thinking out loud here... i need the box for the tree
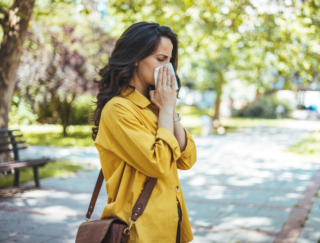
[106,0,257,124]
[0,0,35,129]
[106,0,320,127]
[0,0,35,163]
[15,3,116,135]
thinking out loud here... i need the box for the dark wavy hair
[90,22,181,141]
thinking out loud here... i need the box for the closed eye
[157,59,164,62]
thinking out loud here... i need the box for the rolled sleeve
[177,129,197,170]
[156,127,181,163]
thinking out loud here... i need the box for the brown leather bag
[75,169,157,243]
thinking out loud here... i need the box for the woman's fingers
[158,66,163,89]
[165,64,172,89]
[166,65,174,91]
[162,65,168,88]
[157,64,174,92]
[152,64,176,111]
[171,74,176,91]
[166,65,170,85]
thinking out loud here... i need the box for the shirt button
[176,186,180,193]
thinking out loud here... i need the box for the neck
[129,71,149,98]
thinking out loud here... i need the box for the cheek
[146,61,158,84]
[138,58,158,85]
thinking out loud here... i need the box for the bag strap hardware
[124,217,136,233]
[123,228,130,235]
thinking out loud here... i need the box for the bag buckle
[123,217,136,235]
[128,217,136,230]
[85,217,89,223]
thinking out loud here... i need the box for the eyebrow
[156,54,172,59]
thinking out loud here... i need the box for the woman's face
[135,37,173,87]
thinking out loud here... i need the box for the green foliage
[73,93,96,125]
[231,94,292,119]
[9,92,95,128]
[0,159,84,189]
[35,93,96,126]
[13,0,115,134]
[2,0,320,127]
[107,0,320,120]
[288,132,320,156]
[9,95,38,125]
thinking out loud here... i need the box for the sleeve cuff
[180,128,195,159]
[156,127,181,162]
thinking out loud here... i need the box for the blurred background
[0,0,319,145]
[0,0,320,242]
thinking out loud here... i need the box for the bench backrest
[0,128,27,160]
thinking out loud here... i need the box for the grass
[0,159,85,189]
[10,106,296,146]
[17,125,95,147]
[176,105,295,135]
[288,132,320,156]
[220,117,294,128]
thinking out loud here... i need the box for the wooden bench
[0,128,51,187]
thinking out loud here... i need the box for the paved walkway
[1,125,320,243]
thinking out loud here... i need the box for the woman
[91,22,197,243]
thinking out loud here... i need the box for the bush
[9,96,38,125]
[18,93,96,126]
[73,93,96,125]
[231,94,292,119]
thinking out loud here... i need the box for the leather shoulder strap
[86,169,104,220]
[85,169,157,221]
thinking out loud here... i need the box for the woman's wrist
[158,107,174,133]
[160,107,174,114]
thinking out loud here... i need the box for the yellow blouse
[94,87,197,243]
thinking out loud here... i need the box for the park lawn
[288,132,320,156]
[12,106,295,147]
[18,124,95,147]
[0,159,84,189]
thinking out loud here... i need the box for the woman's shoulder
[101,96,136,120]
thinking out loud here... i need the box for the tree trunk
[255,89,261,102]
[212,71,225,128]
[0,0,35,163]
[63,124,68,137]
[213,93,221,121]
[55,98,75,137]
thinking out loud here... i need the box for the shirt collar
[120,87,151,108]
